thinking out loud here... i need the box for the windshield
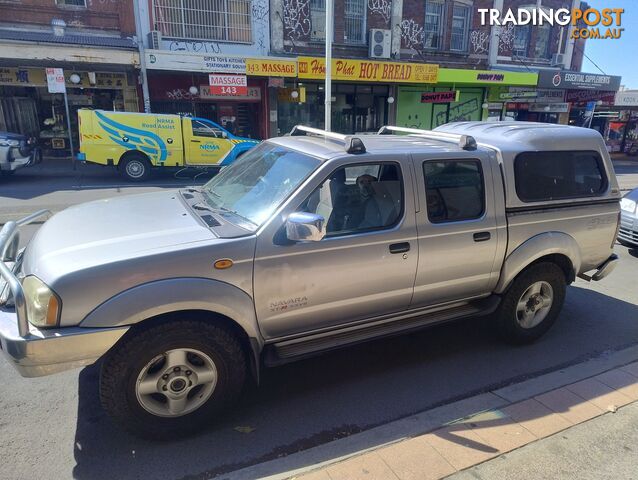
[201,142,320,229]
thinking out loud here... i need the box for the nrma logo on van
[95,111,168,163]
[200,144,220,151]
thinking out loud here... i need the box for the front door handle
[473,232,491,242]
[389,242,410,254]
[191,139,201,143]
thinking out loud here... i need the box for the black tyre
[119,153,151,182]
[100,320,247,439]
[493,262,566,345]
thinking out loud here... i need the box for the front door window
[299,163,403,236]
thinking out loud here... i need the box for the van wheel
[494,262,566,345]
[120,153,151,182]
[99,320,246,439]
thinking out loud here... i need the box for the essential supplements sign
[478,7,624,39]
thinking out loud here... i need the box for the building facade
[137,0,273,139]
[266,0,593,133]
[0,0,139,159]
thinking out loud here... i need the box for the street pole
[133,0,151,113]
[62,90,75,170]
[324,0,334,131]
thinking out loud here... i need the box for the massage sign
[208,74,248,96]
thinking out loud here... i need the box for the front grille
[618,226,638,244]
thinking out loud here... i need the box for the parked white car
[0,131,40,177]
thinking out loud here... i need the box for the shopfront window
[153,0,252,43]
[344,0,366,44]
[424,1,444,49]
[276,83,389,136]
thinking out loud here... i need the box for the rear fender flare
[495,232,581,294]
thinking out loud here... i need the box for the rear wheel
[120,153,151,182]
[494,262,566,344]
[99,320,247,438]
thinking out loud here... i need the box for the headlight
[0,139,20,147]
[620,198,637,214]
[22,276,61,328]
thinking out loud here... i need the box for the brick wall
[1,0,136,35]
[496,0,588,69]
[399,0,491,67]
[281,0,492,68]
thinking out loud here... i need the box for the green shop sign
[437,69,538,86]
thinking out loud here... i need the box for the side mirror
[221,131,228,138]
[285,212,325,242]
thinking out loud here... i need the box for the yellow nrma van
[77,110,259,181]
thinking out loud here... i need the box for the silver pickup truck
[0,122,621,437]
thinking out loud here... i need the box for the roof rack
[289,125,366,154]
[377,125,477,151]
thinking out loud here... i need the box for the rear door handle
[473,232,491,242]
[389,242,410,254]
[191,139,201,143]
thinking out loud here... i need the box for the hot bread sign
[208,74,248,96]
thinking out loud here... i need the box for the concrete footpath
[447,401,638,480]
[221,346,638,480]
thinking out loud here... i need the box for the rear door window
[514,151,607,202]
[423,160,485,223]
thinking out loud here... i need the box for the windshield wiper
[192,202,257,227]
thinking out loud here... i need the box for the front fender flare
[495,232,582,294]
[79,277,263,349]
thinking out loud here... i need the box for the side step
[264,296,500,366]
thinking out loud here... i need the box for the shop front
[396,69,538,130]
[146,51,270,140]
[0,67,138,159]
[575,90,638,155]
[536,70,623,147]
[485,87,569,124]
[273,57,439,135]
[147,72,266,140]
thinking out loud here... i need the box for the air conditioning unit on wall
[551,53,566,67]
[369,29,391,59]
[148,30,162,50]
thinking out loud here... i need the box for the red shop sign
[421,90,459,103]
[208,74,248,96]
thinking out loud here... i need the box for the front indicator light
[22,276,61,328]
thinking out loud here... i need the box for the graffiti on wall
[368,0,392,24]
[169,41,223,54]
[165,89,197,100]
[470,30,490,54]
[283,0,311,39]
[252,0,269,54]
[498,24,515,52]
[400,19,424,52]
[435,98,480,125]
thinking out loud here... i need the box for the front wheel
[493,262,566,344]
[99,320,247,438]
